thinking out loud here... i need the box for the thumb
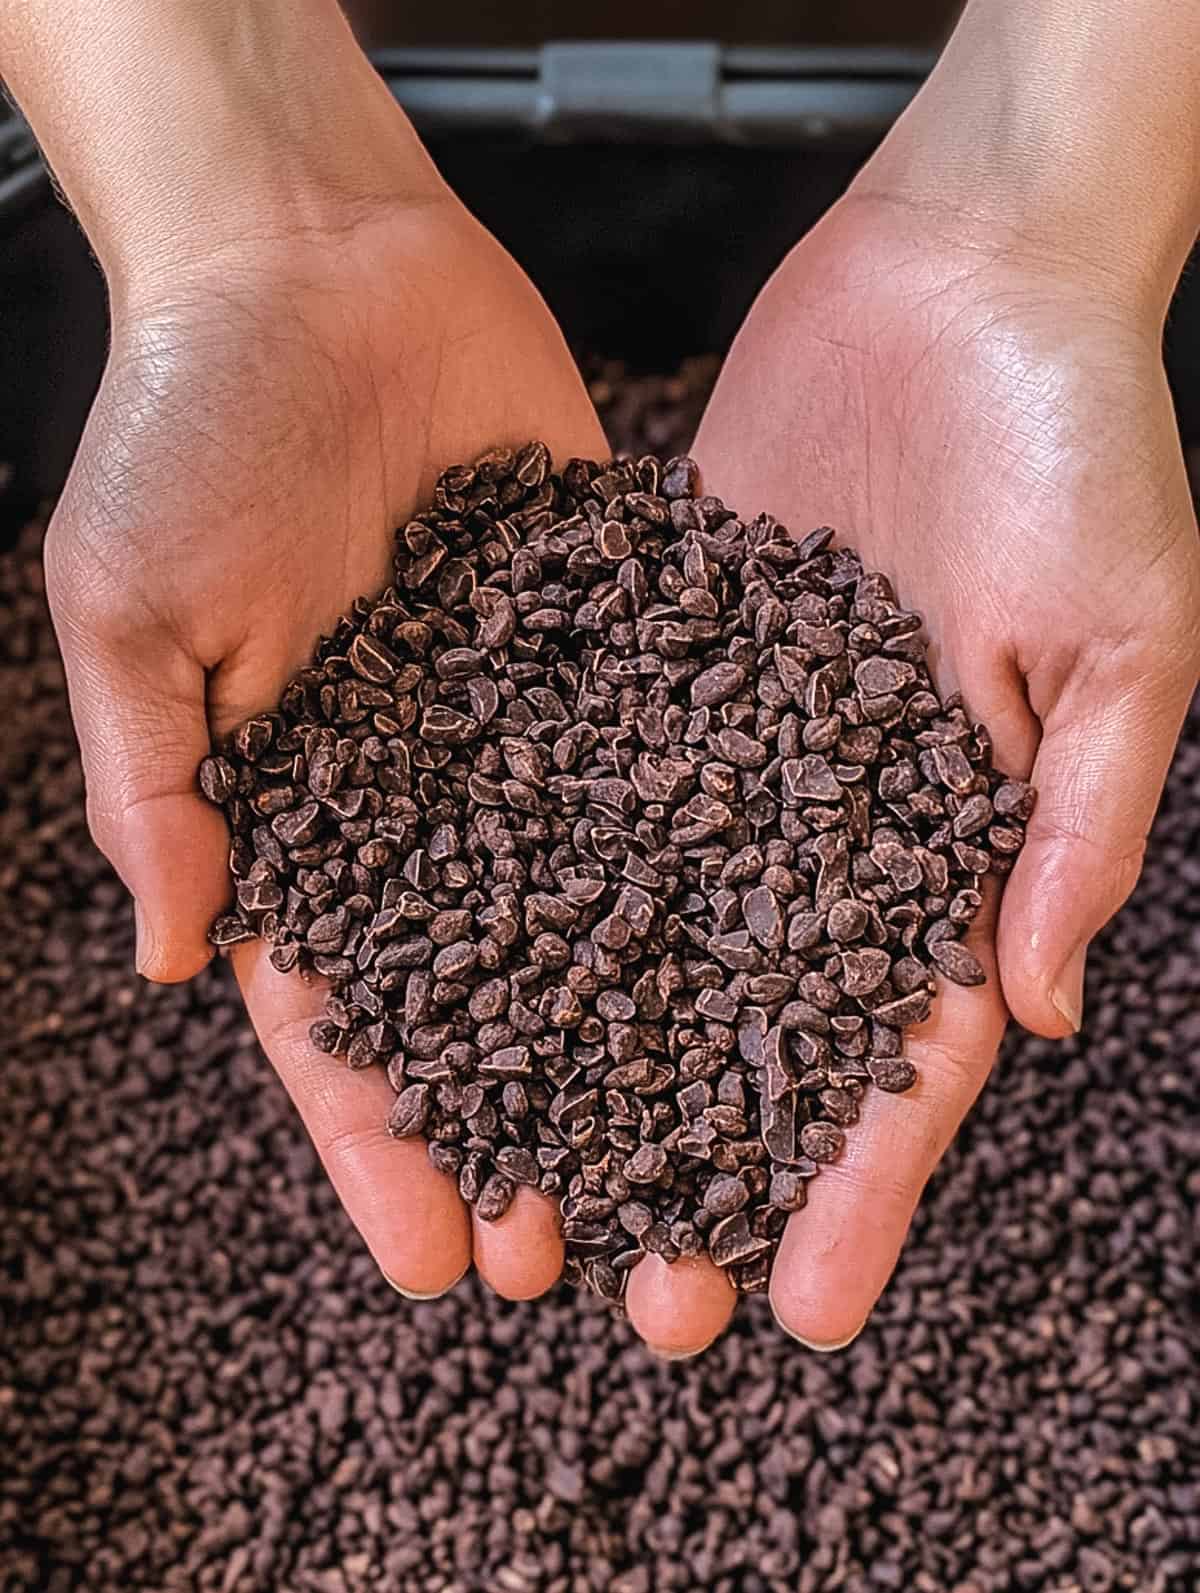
[998,657,1194,1038]
[46,552,230,983]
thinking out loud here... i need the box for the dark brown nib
[199,442,1031,1302]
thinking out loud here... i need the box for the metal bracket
[536,42,721,141]
[372,44,928,147]
[0,42,935,230]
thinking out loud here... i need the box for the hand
[43,147,619,1307]
[623,190,1200,1351]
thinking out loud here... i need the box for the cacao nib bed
[1,365,1196,1590]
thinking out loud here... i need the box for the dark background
[2,0,1199,518]
[343,1,960,47]
[2,10,1199,1590]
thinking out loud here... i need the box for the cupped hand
[626,191,1200,1352]
[44,163,614,1309]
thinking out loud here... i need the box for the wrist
[5,0,444,305]
[853,0,1200,325]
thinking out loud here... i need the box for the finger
[232,940,472,1297]
[998,661,1195,1038]
[471,1187,565,1301]
[624,1253,737,1359]
[769,893,1007,1348]
[44,536,228,983]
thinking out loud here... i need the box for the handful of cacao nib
[199,443,1033,1303]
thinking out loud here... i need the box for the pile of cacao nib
[199,443,1032,1300]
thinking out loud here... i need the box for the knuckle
[44,518,148,645]
[1177,610,1200,684]
[1108,574,1200,690]
[82,767,197,868]
[318,1117,385,1184]
[1107,630,1182,694]
[83,786,125,864]
[1026,815,1147,918]
[1032,811,1146,866]
[912,1030,988,1100]
[829,1149,924,1216]
[260,1009,325,1073]
[1105,845,1147,916]
[41,515,91,614]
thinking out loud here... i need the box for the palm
[54,200,604,739]
[692,193,1199,1344]
[47,194,607,1312]
[698,196,1190,733]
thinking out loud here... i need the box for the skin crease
[22,0,1200,1354]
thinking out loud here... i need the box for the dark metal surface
[0,45,932,230]
[0,117,44,224]
[1,22,1198,519]
[343,0,959,48]
[0,41,934,517]
[372,44,930,145]
[0,201,107,524]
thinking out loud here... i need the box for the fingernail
[652,1339,719,1363]
[1051,942,1087,1033]
[133,900,156,978]
[776,1320,864,1353]
[383,1264,468,1301]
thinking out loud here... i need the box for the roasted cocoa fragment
[800,1121,846,1164]
[349,632,402,684]
[388,1083,431,1138]
[993,777,1036,819]
[624,1143,669,1184]
[495,1146,539,1185]
[742,885,784,950]
[867,1055,918,1093]
[838,947,892,998]
[198,755,238,804]
[930,742,976,794]
[703,1175,749,1216]
[952,793,994,838]
[827,898,869,942]
[760,1090,797,1163]
[690,662,748,708]
[210,913,255,948]
[272,801,322,847]
[476,1173,516,1222]
[708,1212,770,1267]
[783,754,843,803]
[874,989,934,1027]
[855,655,916,697]
[769,1169,809,1211]
[930,937,987,987]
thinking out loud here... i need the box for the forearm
[857,0,1200,317]
[1,0,437,293]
